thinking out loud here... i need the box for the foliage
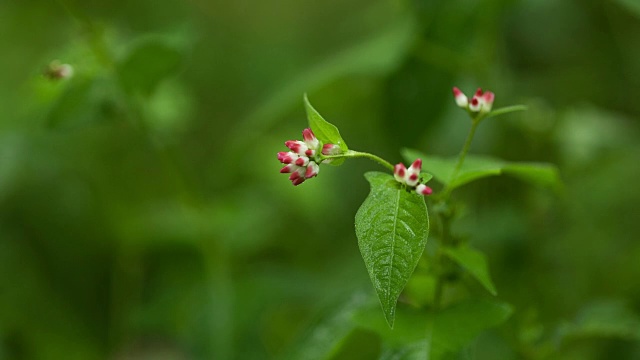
[1,0,640,359]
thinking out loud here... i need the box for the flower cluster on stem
[453,87,495,114]
[277,128,340,185]
[394,159,432,196]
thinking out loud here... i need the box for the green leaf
[117,39,183,95]
[304,94,349,165]
[430,300,513,359]
[355,172,429,328]
[443,245,497,296]
[353,299,512,359]
[279,293,371,360]
[402,149,561,192]
[230,14,416,155]
[615,0,640,18]
[557,300,640,342]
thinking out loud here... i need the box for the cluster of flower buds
[453,87,495,114]
[277,128,340,186]
[394,159,432,196]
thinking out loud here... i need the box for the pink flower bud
[289,168,306,186]
[452,87,468,108]
[285,140,308,155]
[280,164,299,173]
[305,162,319,178]
[416,184,433,195]
[469,96,482,112]
[277,151,297,164]
[481,91,495,112]
[322,143,340,156]
[406,159,422,187]
[302,128,320,150]
[394,163,407,183]
[294,156,309,167]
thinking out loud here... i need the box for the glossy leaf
[304,94,348,165]
[443,245,497,296]
[402,149,561,191]
[355,172,429,328]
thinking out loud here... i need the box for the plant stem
[321,150,395,172]
[443,120,480,198]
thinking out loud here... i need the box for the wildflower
[452,87,495,114]
[393,158,433,196]
[278,128,337,186]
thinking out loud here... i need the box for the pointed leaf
[443,245,497,296]
[355,172,429,328]
[402,149,561,191]
[304,94,349,165]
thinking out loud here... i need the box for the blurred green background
[1,0,640,359]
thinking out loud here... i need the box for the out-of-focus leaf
[443,245,497,296]
[328,328,381,360]
[355,172,429,328]
[232,14,417,150]
[402,149,561,191]
[279,293,371,360]
[304,94,348,165]
[557,300,640,342]
[117,39,183,95]
[354,300,512,359]
[430,300,513,359]
[45,76,121,128]
[615,0,640,18]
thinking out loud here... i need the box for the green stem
[321,150,395,172]
[443,120,480,198]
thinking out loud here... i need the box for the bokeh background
[2,0,640,359]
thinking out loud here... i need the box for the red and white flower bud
[277,151,298,164]
[406,159,422,187]
[289,169,306,186]
[481,91,495,112]
[394,163,407,183]
[305,162,319,178]
[452,87,468,108]
[302,128,320,151]
[285,140,309,156]
[321,143,342,164]
[416,184,433,195]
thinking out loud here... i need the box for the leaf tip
[383,308,396,329]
